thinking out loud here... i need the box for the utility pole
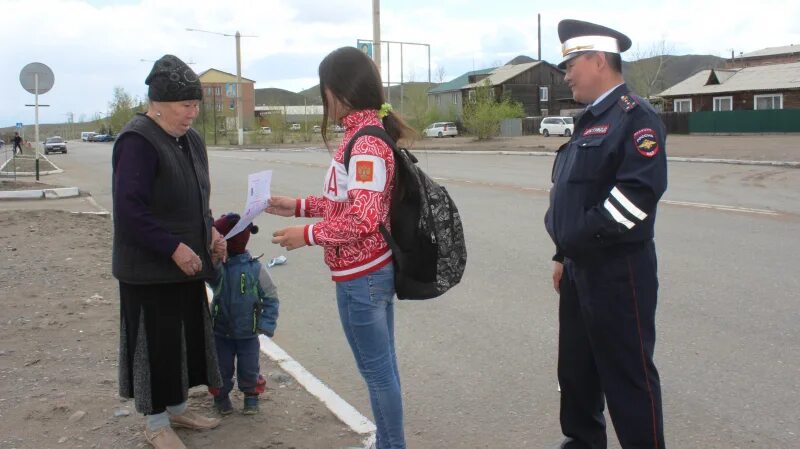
[372,0,381,72]
[235,31,243,146]
[400,43,404,114]
[186,27,256,146]
[538,14,542,60]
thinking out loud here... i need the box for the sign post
[20,62,54,181]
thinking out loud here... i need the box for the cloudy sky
[2,0,798,127]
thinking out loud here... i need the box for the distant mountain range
[254,87,318,106]
[623,54,726,95]
[250,54,727,107]
[255,82,436,107]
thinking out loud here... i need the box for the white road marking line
[661,200,780,216]
[204,286,376,445]
[85,196,110,214]
[257,336,377,435]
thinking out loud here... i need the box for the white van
[423,122,458,138]
[81,132,96,142]
[539,117,574,137]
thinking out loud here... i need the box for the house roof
[428,67,496,94]
[197,68,255,84]
[657,62,800,97]
[740,44,800,59]
[463,61,542,89]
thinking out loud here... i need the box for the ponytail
[381,109,416,145]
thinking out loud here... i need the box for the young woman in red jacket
[267,47,415,449]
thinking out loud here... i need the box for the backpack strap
[343,125,397,172]
[342,125,405,258]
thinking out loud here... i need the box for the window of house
[216,103,222,112]
[452,92,458,104]
[674,99,692,112]
[468,90,475,102]
[540,86,549,102]
[754,93,783,110]
[215,87,221,96]
[713,96,733,111]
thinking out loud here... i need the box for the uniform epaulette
[618,95,639,112]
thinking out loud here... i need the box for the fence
[659,112,689,134]
[688,109,800,133]
[659,109,800,134]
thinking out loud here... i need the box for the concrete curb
[666,157,800,168]
[412,150,800,167]
[0,187,81,200]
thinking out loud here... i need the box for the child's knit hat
[213,213,259,256]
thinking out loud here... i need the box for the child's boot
[242,394,259,415]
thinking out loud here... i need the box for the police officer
[544,19,668,449]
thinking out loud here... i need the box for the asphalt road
[44,141,800,448]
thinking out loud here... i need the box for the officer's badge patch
[619,95,638,112]
[582,125,609,136]
[356,160,374,182]
[633,128,659,157]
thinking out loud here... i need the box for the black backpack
[344,126,467,300]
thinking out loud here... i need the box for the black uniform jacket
[545,84,668,262]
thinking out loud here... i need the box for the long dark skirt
[118,280,221,415]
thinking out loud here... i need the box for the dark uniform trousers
[559,240,665,449]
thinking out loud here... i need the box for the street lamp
[186,27,257,146]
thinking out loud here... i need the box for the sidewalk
[0,204,368,449]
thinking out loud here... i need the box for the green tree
[107,87,137,135]
[403,83,439,133]
[626,40,673,99]
[462,80,524,140]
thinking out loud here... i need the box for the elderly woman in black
[112,54,226,449]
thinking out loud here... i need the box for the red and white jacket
[295,110,395,282]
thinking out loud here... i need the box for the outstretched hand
[272,226,307,251]
[266,196,296,217]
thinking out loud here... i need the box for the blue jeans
[214,336,261,397]
[336,263,405,449]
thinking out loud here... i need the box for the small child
[208,213,279,415]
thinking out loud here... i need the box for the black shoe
[547,438,576,449]
[213,395,233,415]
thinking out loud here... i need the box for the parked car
[423,122,458,138]
[332,124,345,133]
[539,116,574,137]
[289,123,301,131]
[260,126,272,135]
[91,134,115,142]
[312,125,321,133]
[44,136,67,154]
[81,132,96,142]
